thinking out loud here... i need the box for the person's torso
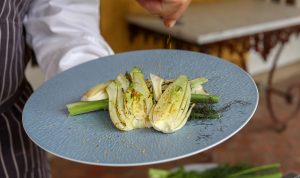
[0,0,32,106]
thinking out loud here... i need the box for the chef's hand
[137,0,191,27]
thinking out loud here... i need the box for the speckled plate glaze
[23,49,258,166]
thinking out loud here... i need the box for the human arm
[24,0,114,80]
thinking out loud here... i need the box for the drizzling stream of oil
[166,34,172,49]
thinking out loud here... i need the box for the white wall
[25,64,45,90]
[248,34,300,75]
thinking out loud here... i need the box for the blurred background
[25,0,300,177]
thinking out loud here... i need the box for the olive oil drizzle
[166,34,172,49]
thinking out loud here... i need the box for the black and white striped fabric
[0,0,50,177]
[0,82,50,178]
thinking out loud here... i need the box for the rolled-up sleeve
[24,0,114,80]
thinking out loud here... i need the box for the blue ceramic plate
[23,50,258,166]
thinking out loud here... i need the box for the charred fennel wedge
[106,68,153,131]
[81,81,111,101]
[81,75,209,101]
[67,94,218,116]
[150,75,194,133]
[66,67,220,133]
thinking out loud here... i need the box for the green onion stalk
[148,163,282,178]
[66,94,219,117]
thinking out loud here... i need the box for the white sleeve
[24,0,114,80]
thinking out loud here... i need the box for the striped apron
[0,0,50,177]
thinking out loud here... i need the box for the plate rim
[22,49,259,166]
